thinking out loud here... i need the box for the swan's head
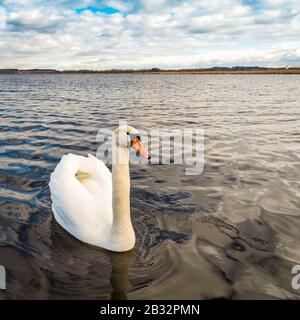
[114,125,151,160]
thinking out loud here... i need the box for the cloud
[6,9,63,32]
[104,0,133,12]
[0,0,299,69]
[0,6,6,29]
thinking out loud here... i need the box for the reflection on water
[108,250,134,300]
[0,74,300,299]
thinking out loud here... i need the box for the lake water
[0,74,300,299]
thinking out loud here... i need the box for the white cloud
[7,9,63,31]
[0,6,6,29]
[104,0,133,12]
[0,0,299,69]
[140,0,167,11]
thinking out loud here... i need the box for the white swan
[49,125,150,252]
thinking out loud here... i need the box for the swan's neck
[109,146,135,251]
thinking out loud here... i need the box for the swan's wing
[49,153,112,244]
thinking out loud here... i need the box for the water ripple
[0,74,300,299]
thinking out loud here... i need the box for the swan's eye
[127,132,129,135]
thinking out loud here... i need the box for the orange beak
[131,138,151,160]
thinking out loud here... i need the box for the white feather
[49,153,113,247]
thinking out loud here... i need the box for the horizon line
[1,65,300,72]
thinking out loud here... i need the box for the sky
[0,0,299,70]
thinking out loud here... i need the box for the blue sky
[0,0,299,69]
[75,6,120,14]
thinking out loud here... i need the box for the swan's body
[49,125,150,252]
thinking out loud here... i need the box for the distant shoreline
[1,68,300,75]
